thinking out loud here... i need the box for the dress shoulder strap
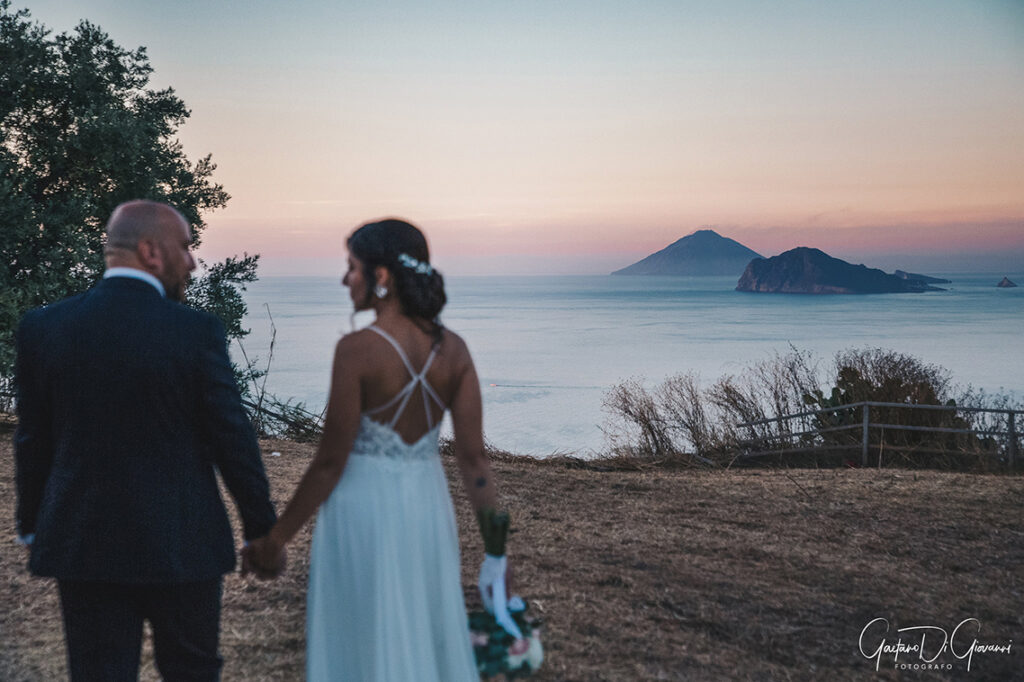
[367,326,416,376]
[364,325,445,429]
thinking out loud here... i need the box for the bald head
[104,200,196,301]
[105,200,188,253]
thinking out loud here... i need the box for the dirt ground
[2,430,1022,681]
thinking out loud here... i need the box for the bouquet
[472,509,543,678]
[469,596,543,679]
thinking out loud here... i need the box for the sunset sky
[26,0,1024,275]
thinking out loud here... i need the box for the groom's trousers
[57,578,223,682]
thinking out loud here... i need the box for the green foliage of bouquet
[469,598,543,679]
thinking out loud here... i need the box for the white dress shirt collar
[104,267,166,297]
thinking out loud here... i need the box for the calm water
[235,274,1024,456]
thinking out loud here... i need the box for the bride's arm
[245,336,362,572]
[450,340,522,638]
[450,345,497,513]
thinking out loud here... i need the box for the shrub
[603,347,1020,470]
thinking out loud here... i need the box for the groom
[14,200,279,681]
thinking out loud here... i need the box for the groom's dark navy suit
[15,274,276,679]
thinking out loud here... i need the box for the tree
[0,2,255,389]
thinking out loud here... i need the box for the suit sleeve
[13,311,53,538]
[198,316,277,541]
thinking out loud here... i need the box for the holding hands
[241,535,287,580]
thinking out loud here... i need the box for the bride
[243,219,518,681]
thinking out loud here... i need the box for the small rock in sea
[996,277,1017,288]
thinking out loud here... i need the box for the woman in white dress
[243,219,516,681]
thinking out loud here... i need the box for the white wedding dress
[306,326,478,681]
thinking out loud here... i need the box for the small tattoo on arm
[475,477,487,488]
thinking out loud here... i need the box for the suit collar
[104,267,166,297]
[97,275,167,299]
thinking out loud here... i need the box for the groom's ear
[136,238,162,272]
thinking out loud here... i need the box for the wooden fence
[736,401,1020,469]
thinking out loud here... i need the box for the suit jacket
[15,276,276,583]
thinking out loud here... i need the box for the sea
[234,273,1024,457]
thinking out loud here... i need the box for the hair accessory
[374,284,388,298]
[398,252,434,275]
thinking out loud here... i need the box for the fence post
[1009,412,1018,471]
[862,403,870,467]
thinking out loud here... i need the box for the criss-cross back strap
[364,325,445,429]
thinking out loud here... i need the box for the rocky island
[736,247,946,294]
[612,229,762,276]
[997,277,1017,288]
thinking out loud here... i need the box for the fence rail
[736,401,1020,469]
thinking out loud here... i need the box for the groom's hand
[241,536,287,580]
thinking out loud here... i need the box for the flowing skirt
[306,450,478,681]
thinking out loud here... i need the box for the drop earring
[374,284,388,298]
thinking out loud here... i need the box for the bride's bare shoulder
[439,328,474,367]
[333,328,380,359]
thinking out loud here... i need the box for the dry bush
[603,348,826,466]
[816,349,1011,469]
[603,347,1021,471]
[657,373,726,457]
[601,378,678,461]
[708,348,822,455]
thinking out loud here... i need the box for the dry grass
[2,427,1022,681]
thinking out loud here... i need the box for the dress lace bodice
[350,416,441,462]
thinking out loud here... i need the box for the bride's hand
[478,554,523,640]
[241,536,287,580]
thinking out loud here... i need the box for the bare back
[352,322,469,445]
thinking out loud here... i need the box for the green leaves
[0,1,234,378]
[187,255,260,341]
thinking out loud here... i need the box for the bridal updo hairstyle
[347,218,447,343]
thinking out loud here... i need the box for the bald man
[14,200,278,681]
